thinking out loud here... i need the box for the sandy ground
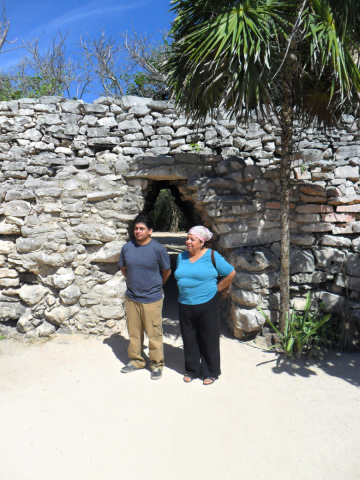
[1,232,360,480]
[1,328,360,480]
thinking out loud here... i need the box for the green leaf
[257,305,284,340]
[303,314,331,342]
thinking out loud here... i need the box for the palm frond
[164,0,360,128]
[165,0,290,121]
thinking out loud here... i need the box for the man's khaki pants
[125,296,164,370]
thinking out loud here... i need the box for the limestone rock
[87,191,119,202]
[96,117,118,128]
[16,308,34,333]
[147,99,173,111]
[0,268,18,278]
[244,165,262,181]
[313,247,346,274]
[334,166,359,181]
[0,240,14,254]
[0,301,26,321]
[290,235,315,246]
[230,247,279,272]
[34,188,63,198]
[89,164,112,175]
[120,96,151,110]
[115,158,129,174]
[290,247,315,274]
[0,221,21,235]
[231,305,265,333]
[92,305,125,320]
[335,273,360,291]
[73,223,116,242]
[92,276,126,298]
[16,236,44,253]
[88,137,120,146]
[0,276,19,287]
[45,306,79,325]
[220,229,281,248]
[47,267,75,289]
[297,148,323,163]
[60,284,81,305]
[345,253,360,276]
[36,321,56,337]
[315,291,346,313]
[83,103,108,114]
[321,235,352,247]
[301,223,333,233]
[118,119,142,131]
[89,241,125,263]
[231,287,260,307]
[5,190,35,201]
[234,271,280,290]
[351,237,360,252]
[129,104,151,116]
[3,200,31,217]
[335,145,360,161]
[292,270,331,284]
[61,101,83,114]
[31,250,77,268]
[19,284,48,305]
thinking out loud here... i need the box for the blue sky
[1,0,173,99]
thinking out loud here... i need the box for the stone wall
[0,94,360,340]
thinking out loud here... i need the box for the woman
[174,226,236,385]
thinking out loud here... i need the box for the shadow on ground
[103,333,185,376]
[254,350,360,387]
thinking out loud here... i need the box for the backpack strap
[211,249,216,271]
[211,249,231,299]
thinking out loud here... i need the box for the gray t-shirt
[118,239,171,304]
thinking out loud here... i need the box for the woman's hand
[217,269,236,291]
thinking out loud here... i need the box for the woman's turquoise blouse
[175,249,234,305]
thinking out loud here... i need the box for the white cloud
[29,0,153,35]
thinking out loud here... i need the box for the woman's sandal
[203,377,216,386]
[183,374,194,383]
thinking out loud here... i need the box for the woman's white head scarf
[188,226,213,244]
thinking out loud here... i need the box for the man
[118,214,171,380]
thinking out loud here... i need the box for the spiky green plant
[257,292,332,359]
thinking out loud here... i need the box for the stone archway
[122,152,276,340]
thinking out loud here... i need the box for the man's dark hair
[133,214,153,230]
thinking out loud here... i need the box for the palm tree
[164,0,360,331]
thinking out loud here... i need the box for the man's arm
[162,268,171,286]
[120,267,127,278]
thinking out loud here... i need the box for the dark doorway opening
[143,180,200,233]
[150,189,189,232]
[143,181,198,327]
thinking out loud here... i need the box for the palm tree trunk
[279,94,293,331]
[279,56,296,331]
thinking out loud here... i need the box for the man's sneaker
[121,363,138,373]
[151,367,162,380]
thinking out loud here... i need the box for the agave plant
[257,292,332,359]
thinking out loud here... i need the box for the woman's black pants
[178,293,221,379]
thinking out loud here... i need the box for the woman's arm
[217,269,236,292]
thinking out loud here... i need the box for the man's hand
[120,267,127,278]
[162,268,171,286]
